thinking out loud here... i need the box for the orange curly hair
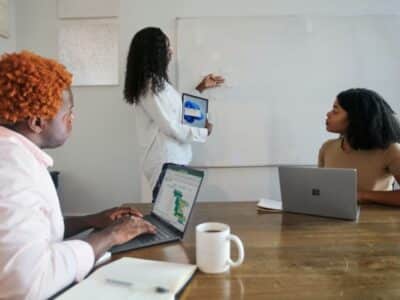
[0,51,72,124]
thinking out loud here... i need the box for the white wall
[14,0,400,215]
[0,0,16,54]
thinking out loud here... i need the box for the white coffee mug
[196,222,244,273]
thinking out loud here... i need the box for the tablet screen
[182,93,208,128]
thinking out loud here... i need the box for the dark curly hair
[123,27,170,105]
[337,88,400,150]
[0,51,72,124]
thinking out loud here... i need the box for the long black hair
[123,27,170,105]
[337,88,400,150]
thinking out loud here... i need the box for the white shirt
[135,82,208,188]
[0,126,94,300]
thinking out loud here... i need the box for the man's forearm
[83,228,116,260]
[361,190,400,206]
[64,217,117,260]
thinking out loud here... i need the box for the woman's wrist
[358,191,373,203]
[196,83,205,93]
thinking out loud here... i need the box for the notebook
[57,257,197,300]
[257,198,282,212]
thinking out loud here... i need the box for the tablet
[182,93,208,128]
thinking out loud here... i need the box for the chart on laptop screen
[153,168,202,231]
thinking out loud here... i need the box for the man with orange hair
[0,51,156,300]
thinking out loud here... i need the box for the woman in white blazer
[123,27,224,191]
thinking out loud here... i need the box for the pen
[105,278,133,287]
[105,278,170,293]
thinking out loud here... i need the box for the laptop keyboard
[137,215,176,243]
[110,215,179,253]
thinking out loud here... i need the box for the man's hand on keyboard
[110,216,157,245]
[85,206,144,229]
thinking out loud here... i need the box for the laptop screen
[153,165,203,232]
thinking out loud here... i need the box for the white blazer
[135,82,208,189]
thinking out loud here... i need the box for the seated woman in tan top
[319,88,400,206]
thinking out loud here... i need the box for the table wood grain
[114,202,400,300]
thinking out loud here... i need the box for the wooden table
[115,202,400,300]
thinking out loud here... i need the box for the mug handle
[227,234,244,267]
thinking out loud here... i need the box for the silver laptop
[111,163,204,254]
[278,166,359,221]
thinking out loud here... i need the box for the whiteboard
[177,16,400,166]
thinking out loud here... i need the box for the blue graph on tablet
[182,94,208,128]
